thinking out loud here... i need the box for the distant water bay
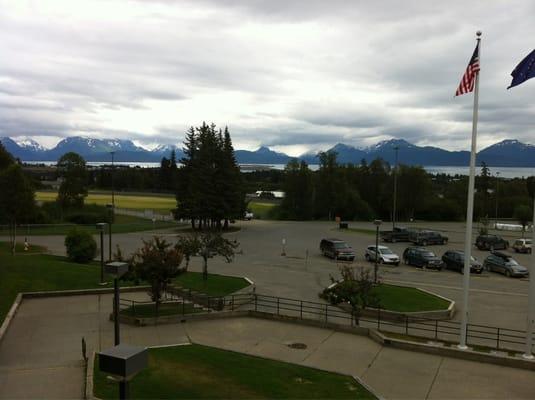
[24,160,533,178]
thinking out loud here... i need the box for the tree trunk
[184,256,190,272]
[9,221,16,255]
[202,256,208,281]
[223,219,229,230]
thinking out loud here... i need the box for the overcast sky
[1,0,534,155]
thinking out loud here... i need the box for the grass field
[36,191,176,212]
[0,214,178,236]
[0,243,106,324]
[174,271,249,297]
[0,243,248,325]
[248,201,277,219]
[93,344,375,399]
[374,284,450,312]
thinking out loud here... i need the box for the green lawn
[340,227,375,235]
[174,272,249,297]
[373,284,450,312]
[36,191,176,212]
[120,302,202,318]
[248,201,276,219]
[0,215,178,236]
[94,344,375,399]
[0,248,106,324]
[0,245,248,325]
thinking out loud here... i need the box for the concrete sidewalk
[2,294,535,399]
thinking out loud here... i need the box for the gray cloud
[0,0,534,154]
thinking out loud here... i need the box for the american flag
[455,44,480,96]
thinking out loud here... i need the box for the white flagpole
[459,31,482,350]
[523,195,535,358]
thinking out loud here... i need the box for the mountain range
[1,136,535,167]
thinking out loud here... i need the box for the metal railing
[118,291,531,353]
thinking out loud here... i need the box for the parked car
[380,227,412,243]
[441,250,483,274]
[409,230,448,246]
[475,234,509,251]
[365,245,400,266]
[402,247,443,270]
[320,238,355,261]
[244,211,254,220]
[512,238,532,254]
[483,251,529,278]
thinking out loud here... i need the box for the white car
[244,211,254,220]
[512,238,532,254]
[365,245,400,266]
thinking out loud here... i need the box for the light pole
[107,204,114,261]
[105,261,129,346]
[495,172,500,223]
[393,146,399,230]
[96,223,108,284]
[373,220,382,284]
[110,151,116,208]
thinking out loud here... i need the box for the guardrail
[121,291,531,354]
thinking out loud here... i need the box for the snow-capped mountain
[15,138,47,152]
[1,135,535,166]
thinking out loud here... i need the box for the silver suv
[365,245,400,266]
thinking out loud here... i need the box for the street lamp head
[98,344,148,381]
[105,261,129,279]
[373,219,383,226]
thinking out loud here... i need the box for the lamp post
[107,204,114,261]
[392,146,399,230]
[495,172,500,223]
[110,151,116,208]
[105,261,129,346]
[96,223,108,284]
[373,220,382,284]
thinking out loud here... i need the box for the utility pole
[393,145,399,230]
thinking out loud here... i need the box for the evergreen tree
[0,141,15,169]
[57,152,89,209]
[0,164,35,254]
[175,123,244,230]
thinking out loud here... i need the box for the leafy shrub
[64,228,97,263]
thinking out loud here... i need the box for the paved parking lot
[19,219,535,330]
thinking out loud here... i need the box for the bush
[64,228,97,263]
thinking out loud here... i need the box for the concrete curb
[371,329,535,371]
[0,293,23,346]
[119,310,251,326]
[22,286,150,298]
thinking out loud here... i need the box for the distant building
[254,190,285,199]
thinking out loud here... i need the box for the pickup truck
[244,211,254,220]
[380,227,411,242]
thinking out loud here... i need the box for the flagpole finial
[476,30,482,37]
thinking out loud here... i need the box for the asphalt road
[15,219,535,331]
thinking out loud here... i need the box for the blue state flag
[508,49,535,89]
